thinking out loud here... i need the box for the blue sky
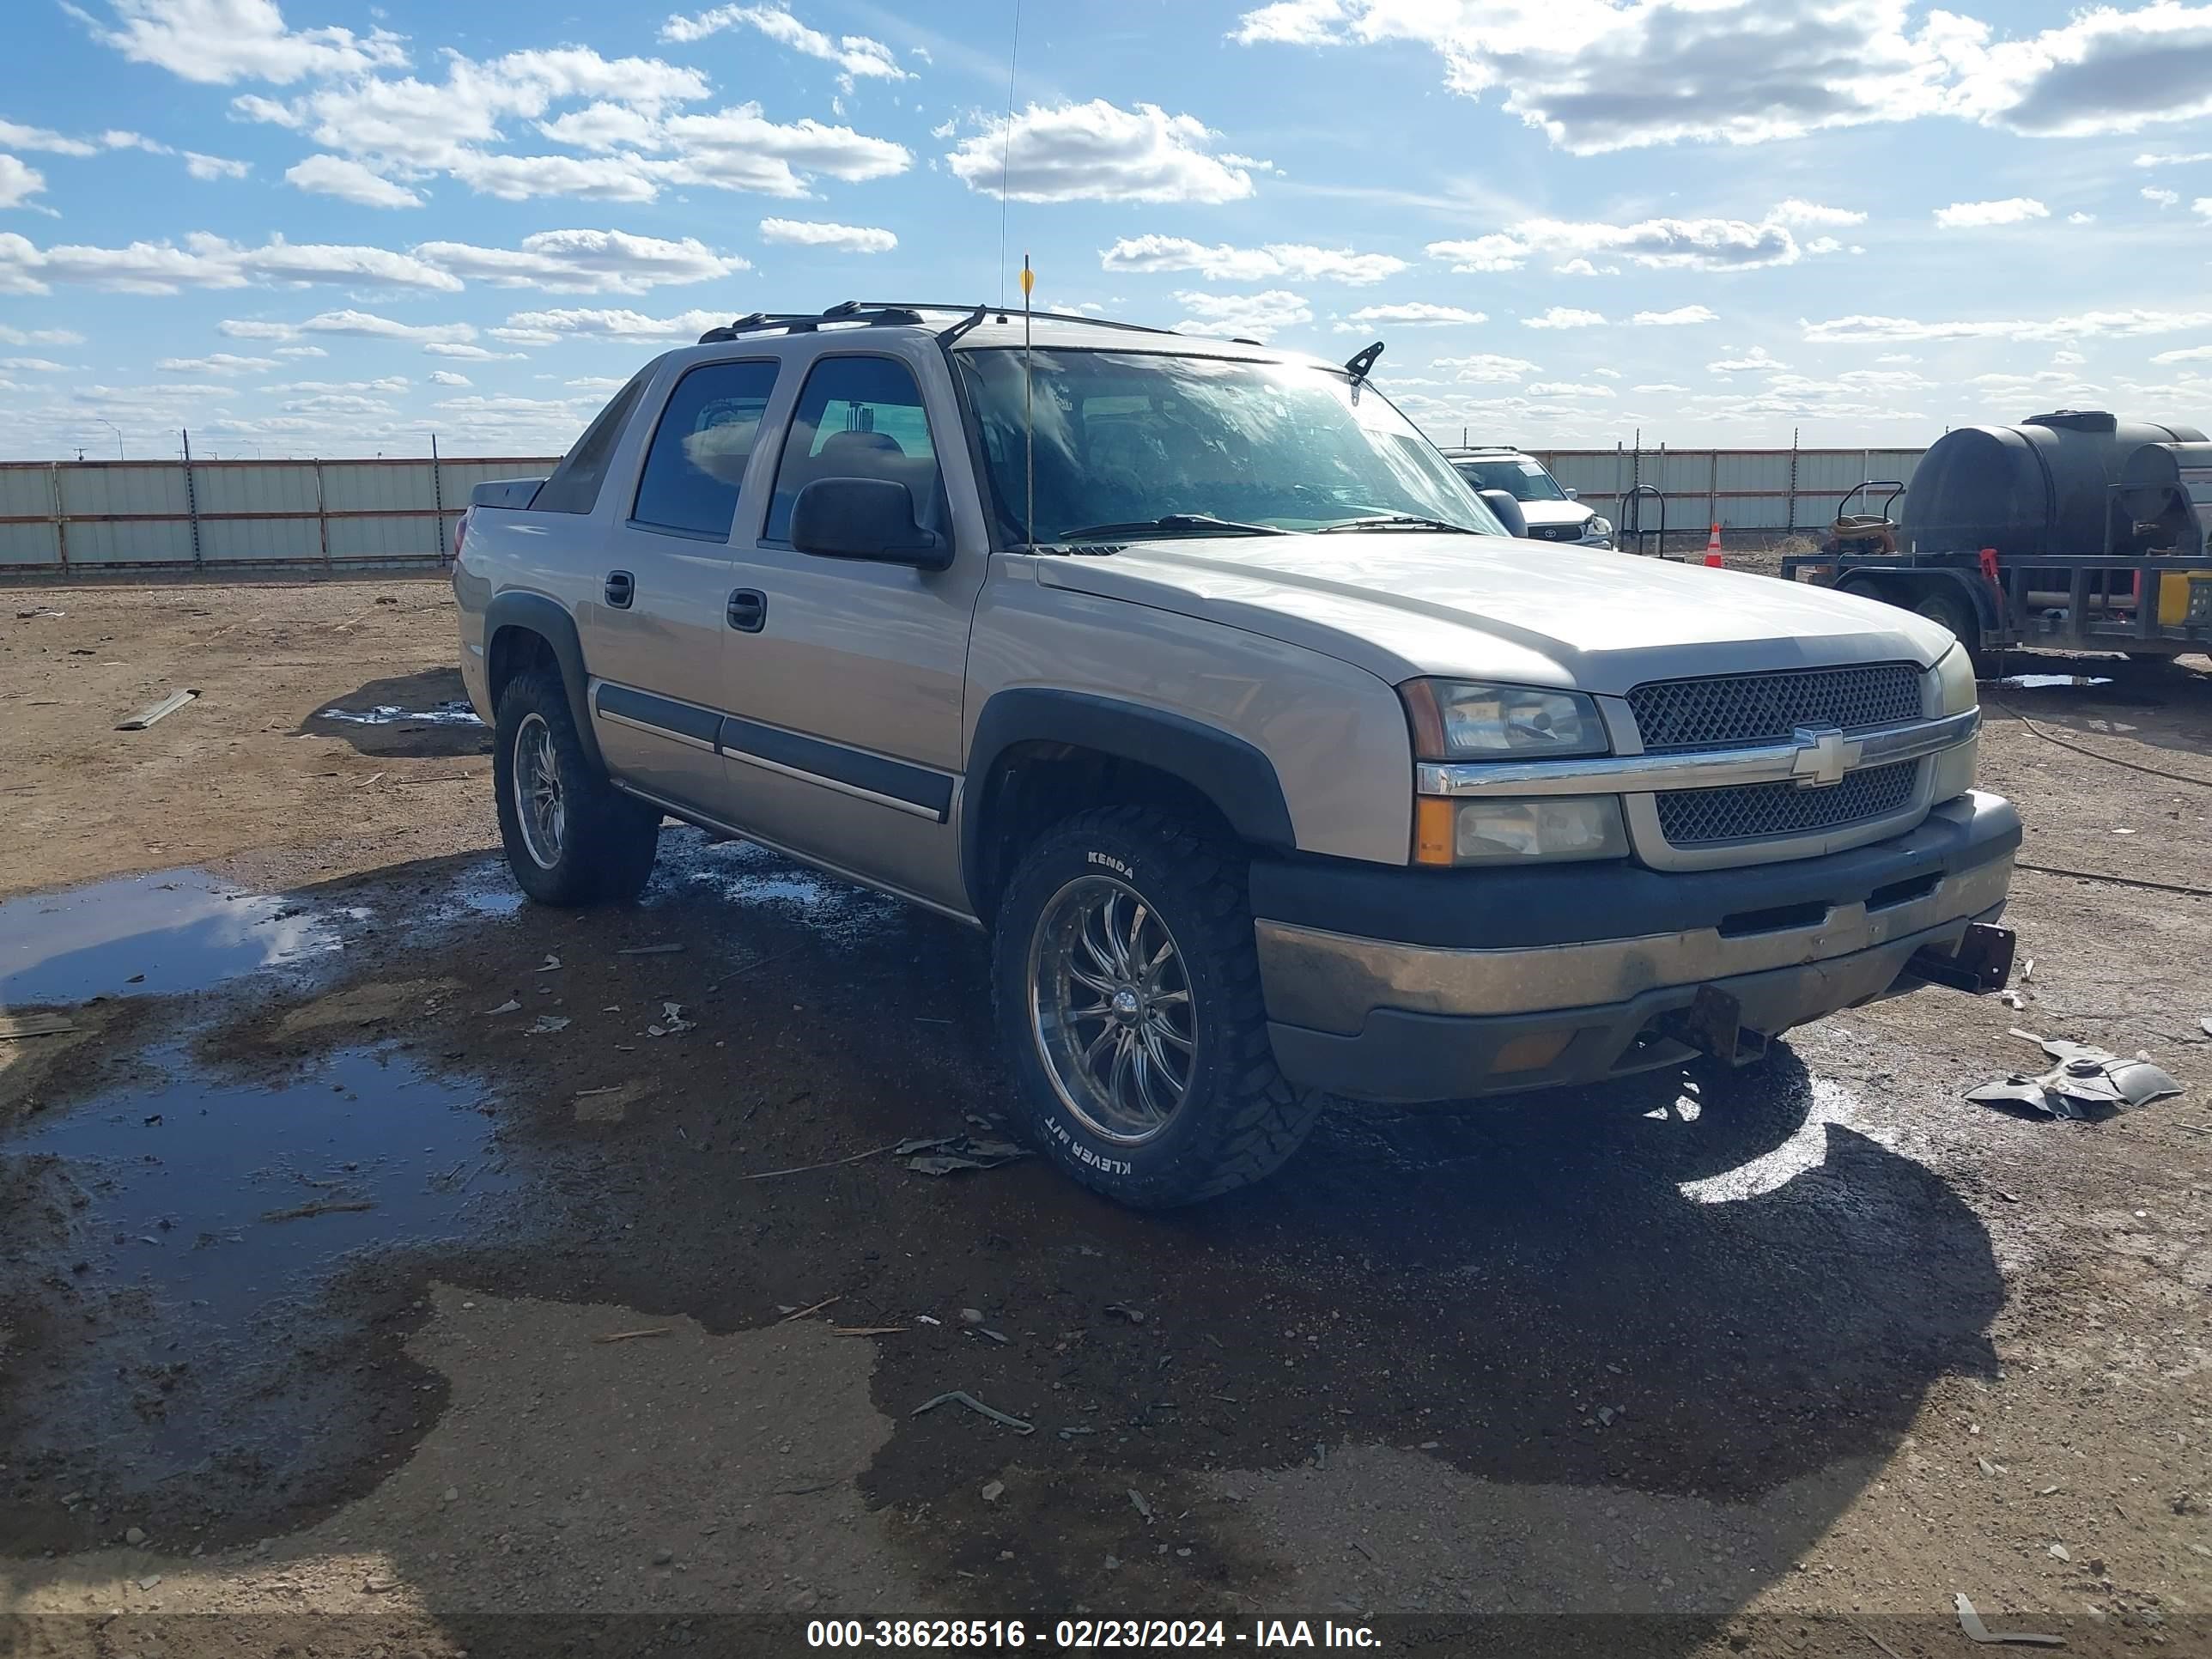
[3,0,2211,459]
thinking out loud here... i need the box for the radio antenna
[997,0,1023,308]
[1022,252,1036,548]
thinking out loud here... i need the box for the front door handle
[727,588,767,633]
[605,570,635,609]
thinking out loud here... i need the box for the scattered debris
[526,1014,570,1036]
[911,1390,1036,1435]
[1104,1303,1147,1326]
[125,1527,147,1546]
[1129,1488,1153,1522]
[647,1000,694,1037]
[830,1325,908,1337]
[959,1307,986,1326]
[536,954,562,972]
[115,689,198,731]
[1970,1032,2184,1121]
[1999,989,2027,1010]
[2047,1543,2070,1561]
[592,1327,672,1345]
[981,1480,1005,1504]
[1845,1616,1907,1659]
[778,1295,841,1323]
[317,702,482,726]
[260,1199,375,1223]
[737,1142,900,1182]
[1954,1592,2063,1646]
[893,1133,1031,1176]
[483,999,520,1016]
[917,1314,942,1326]
[0,1012,75,1041]
[617,942,685,956]
[137,1576,161,1592]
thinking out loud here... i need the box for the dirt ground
[3,577,2210,1658]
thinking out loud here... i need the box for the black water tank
[1899,411,2206,556]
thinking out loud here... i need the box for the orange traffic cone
[1703,523,1724,568]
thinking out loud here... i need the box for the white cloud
[947,101,1261,204]
[0,324,83,345]
[2068,210,2097,224]
[1341,301,1486,329]
[2142,186,2181,207]
[1173,289,1311,339]
[1933,197,2049,228]
[2136,149,2212,167]
[1632,383,1691,394]
[537,102,664,153]
[1767,198,1867,227]
[492,306,726,343]
[447,151,665,203]
[182,149,251,179]
[660,6,905,88]
[228,308,479,344]
[1805,308,2212,345]
[414,229,747,293]
[155,352,277,374]
[0,119,98,155]
[1099,234,1404,285]
[1527,380,1615,398]
[80,0,410,84]
[660,104,912,195]
[423,342,526,360]
[1522,307,1606,330]
[274,344,326,356]
[286,154,423,208]
[1431,210,1808,275]
[1432,352,1537,383]
[1945,3,2212,137]
[0,231,461,295]
[0,356,70,371]
[758,217,897,253]
[566,375,632,391]
[1708,346,1789,373]
[265,376,410,395]
[2150,344,2212,364]
[0,155,46,210]
[1633,306,1719,326]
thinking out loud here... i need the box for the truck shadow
[1984,650,2212,765]
[295,667,490,757]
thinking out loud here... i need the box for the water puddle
[0,869,349,1006]
[315,701,483,726]
[5,1041,510,1476]
[1997,673,2112,690]
[672,834,902,944]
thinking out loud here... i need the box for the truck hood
[1512,499,1595,532]
[1032,532,1954,692]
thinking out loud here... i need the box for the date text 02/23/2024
[805,1620,1381,1649]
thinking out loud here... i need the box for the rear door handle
[727,588,767,633]
[604,570,635,609]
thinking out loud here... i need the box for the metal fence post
[48,459,67,570]
[180,428,204,568]
[1786,428,1800,532]
[1707,450,1718,530]
[431,431,446,561]
[313,457,331,568]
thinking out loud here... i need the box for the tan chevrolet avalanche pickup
[453,301,2019,1207]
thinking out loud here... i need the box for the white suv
[1443,447,1613,548]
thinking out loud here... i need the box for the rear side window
[532,369,649,515]
[631,359,781,539]
[766,356,941,542]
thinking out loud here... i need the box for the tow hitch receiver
[1905,922,2017,994]
[1661,985,1771,1067]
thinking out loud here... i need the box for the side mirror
[1563,487,1579,501]
[790,477,951,569]
[1479,489,1528,539]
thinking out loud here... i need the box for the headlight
[1401,679,1610,761]
[1586,515,1613,539]
[1416,797,1629,866]
[1929,643,1979,800]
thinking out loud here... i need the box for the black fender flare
[962,688,1297,908]
[483,591,605,772]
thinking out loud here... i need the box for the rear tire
[991,805,1322,1208]
[493,669,660,906]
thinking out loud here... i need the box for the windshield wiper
[1050,514,1288,542]
[1315,514,1482,535]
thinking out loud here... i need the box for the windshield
[1454,457,1567,502]
[956,349,1505,544]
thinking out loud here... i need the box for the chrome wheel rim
[512,712,565,870]
[1028,875,1196,1145]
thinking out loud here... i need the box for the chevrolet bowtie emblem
[1790,726,1863,788]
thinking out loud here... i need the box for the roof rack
[693,301,1186,346]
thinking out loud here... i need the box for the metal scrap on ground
[116,689,198,731]
[910,1390,1035,1435]
[1966,1031,2184,1121]
[0,1013,76,1041]
[1953,1592,2063,1646]
[894,1133,1032,1176]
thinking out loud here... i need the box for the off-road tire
[991,805,1322,1207]
[493,668,660,906]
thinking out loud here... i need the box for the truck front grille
[1656,761,1917,847]
[1628,663,1923,752]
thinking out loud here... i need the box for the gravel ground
[2,577,2209,1658]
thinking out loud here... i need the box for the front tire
[493,669,660,905]
[991,805,1322,1207]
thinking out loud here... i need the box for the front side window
[1455,458,1566,502]
[955,349,1504,545]
[765,356,941,542]
[631,359,780,538]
